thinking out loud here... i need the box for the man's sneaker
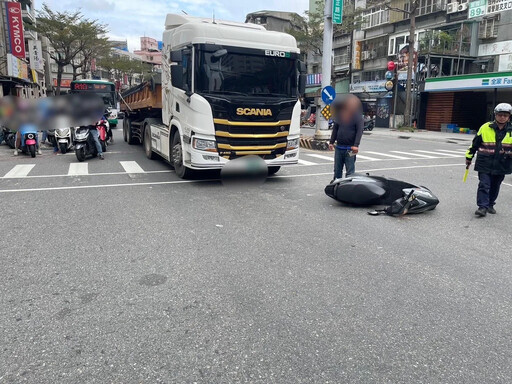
[99,154,105,160]
[475,207,487,217]
[487,207,497,214]
[37,148,42,155]
[13,149,18,156]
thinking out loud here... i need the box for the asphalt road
[1,126,511,383]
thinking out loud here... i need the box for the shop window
[479,15,499,39]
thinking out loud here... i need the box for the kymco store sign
[6,2,26,59]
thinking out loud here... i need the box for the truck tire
[123,118,128,142]
[144,126,156,160]
[171,132,194,179]
[125,118,137,145]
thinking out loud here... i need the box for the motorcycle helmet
[494,103,512,115]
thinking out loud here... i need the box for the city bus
[70,80,119,127]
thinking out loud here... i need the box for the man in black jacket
[328,96,364,180]
[466,103,512,217]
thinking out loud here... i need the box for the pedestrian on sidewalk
[466,103,512,217]
[328,95,363,181]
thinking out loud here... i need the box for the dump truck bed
[120,74,162,112]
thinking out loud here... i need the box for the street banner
[5,1,26,59]
[333,0,343,24]
[28,40,44,71]
[7,53,29,80]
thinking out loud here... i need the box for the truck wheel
[144,126,156,160]
[268,166,281,176]
[126,119,137,145]
[123,118,128,142]
[171,132,194,179]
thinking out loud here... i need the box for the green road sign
[333,0,343,24]
[469,0,487,18]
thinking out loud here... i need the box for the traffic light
[385,61,397,92]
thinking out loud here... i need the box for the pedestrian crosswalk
[0,148,467,178]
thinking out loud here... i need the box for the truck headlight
[193,138,217,152]
[287,138,300,150]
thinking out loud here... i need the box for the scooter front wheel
[60,143,67,154]
[76,147,86,162]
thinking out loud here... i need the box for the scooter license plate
[58,139,68,143]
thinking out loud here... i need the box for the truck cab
[123,14,306,179]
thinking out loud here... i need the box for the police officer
[466,103,512,217]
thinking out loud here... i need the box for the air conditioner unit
[362,51,370,60]
[458,2,468,11]
[447,2,459,13]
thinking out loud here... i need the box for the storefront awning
[0,75,35,87]
[425,71,512,92]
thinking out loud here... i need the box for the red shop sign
[6,2,25,59]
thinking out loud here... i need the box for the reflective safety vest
[466,121,512,175]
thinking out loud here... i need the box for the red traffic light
[387,61,396,71]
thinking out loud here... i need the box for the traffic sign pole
[315,0,334,140]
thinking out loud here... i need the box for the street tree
[70,20,110,80]
[32,4,84,94]
[385,0,420,126]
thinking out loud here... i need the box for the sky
[38,0,310,52]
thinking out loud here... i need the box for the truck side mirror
[299,61,306,73]
[170,50,182,63]
[171,65,184,89]
[298,74,306,95]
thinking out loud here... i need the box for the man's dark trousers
[477,172,505,209]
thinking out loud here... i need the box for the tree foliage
[33,3,109,94]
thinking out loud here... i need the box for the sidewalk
[300,127,473,144]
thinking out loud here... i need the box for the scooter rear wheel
[28,144,36,158]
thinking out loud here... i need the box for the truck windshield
[195,49,297,98]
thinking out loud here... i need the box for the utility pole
[315,0,334,140]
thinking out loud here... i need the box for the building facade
[134,36,162,67]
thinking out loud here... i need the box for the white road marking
[120,161,145,173]
[3,164,36,178]
[305,154,334,161]
[365,151,409,160]
[297,159,317,166]
[435,149,468,154]
[0,169,173,179]
[0,163,464,193]
[414,150,461,158]
[355,154,380,161]
[68,163,89,176]
[391,151,437,159]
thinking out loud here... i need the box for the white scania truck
[120,14,306,178]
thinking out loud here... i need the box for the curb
[300,136,330,151]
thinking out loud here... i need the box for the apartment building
[350,0,512,129]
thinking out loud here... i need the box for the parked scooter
[2,126,16,148]
[96,118,109,152]
[74,125,104,162]
[55,127,74,154]
[16,124,40,158]
[363,115,375,131]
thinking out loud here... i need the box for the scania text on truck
[120,14,306,179]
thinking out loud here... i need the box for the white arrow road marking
[3,164,36,178]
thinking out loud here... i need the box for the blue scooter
[16,124,40,158]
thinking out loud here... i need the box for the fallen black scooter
[325,174,439,216]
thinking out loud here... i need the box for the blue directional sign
[322,85,336,105]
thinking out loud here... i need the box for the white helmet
[494,103,512,114]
